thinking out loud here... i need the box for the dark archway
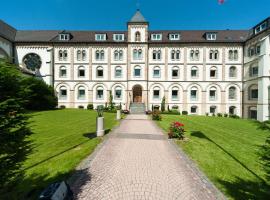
[133,85,142,103]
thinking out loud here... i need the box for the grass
[157,115,270,200]
[5,109,119,200]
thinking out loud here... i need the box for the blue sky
[1,0,269,31]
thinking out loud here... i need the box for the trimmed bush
[161,96,165,112]
[161,110,180,115]
[224,113,228,117]
[172,105,179,110]
[182,111,188,115]
[217,113,223,117]
[229,114,240,119]
[87,103,94,110]
[152,110,162,121]
[206,112,209,116]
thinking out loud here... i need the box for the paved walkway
[70,114,225,200]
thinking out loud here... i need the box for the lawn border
[67,116,122,186]
[153,119,227,200]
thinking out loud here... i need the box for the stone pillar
[70,90,75,108]
[201,91,206,114]
[183,90,188,111]
[220,91,226,113]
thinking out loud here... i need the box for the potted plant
[96,105,105,136]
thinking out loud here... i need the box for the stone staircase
[130,103,145,114]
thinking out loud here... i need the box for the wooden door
[133,85,142,103]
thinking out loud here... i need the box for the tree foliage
[161,96,166,112]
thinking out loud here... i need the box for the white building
[0,11,270,121]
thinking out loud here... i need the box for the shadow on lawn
[191,131,270,199]
[1,168,91,200]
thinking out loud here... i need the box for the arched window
[96,66,103,78]
[82,50,86,61]
[209,87,217,101]
[191,66,198,78]
[153,50,157,60]
[119,50,123,60]
[63,50,68,61]
[153,66,161,78]
[138,49,142,59]
[172,66,179,78]
[77,50,82,61]
[95,50,100,60]
[228,86,236,100]
[214,50,219,60]
[114,50,119,60]
[96,86,104,99]
[153,50,161,60]
[191,105,198,114]
[233,50,238,60]
[135,31,141,42]
[78,66,85,77]
[209,50,214,60]
[190,50,195,60]
[249,64,258,77]
[59,50,63,61]
[210,50,218,60]
[228,50,233,60]
[157,50,161,60]
[195,50,200,60]
[100,50,105,60]
[115,86,122,99]
[59,86,67,100]
[229,66,237,78]
[249,85,258,100]
[176,50,180,60]
[153,86,160,100]
[171,87,179,100]
[115,66,122,78]
[134,65,141,77]
[171,50,175,60]
[229,106,236,115]
[59,66,67,78]
[210,106,216,114]
[190,86,198,101]
[210,66,217,78]
[78,86,86,100]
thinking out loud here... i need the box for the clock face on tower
[23,53,42,71]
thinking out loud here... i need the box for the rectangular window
[115,69,122,78]
[115,90,122,99]
[250,66,258,77]
[134,68,141,77]
[97,69,103,77]
[151,34,162,41]
[59,34,69,41]
[191,107,197,113]
[60,69,67,77]
[97,90,103,99]
[191,90,197,100]
[78,90,85,100]
[172,69,179,78]
[153,90,160,99]
[210,70,216,78]
[255,22,267,34]
[95,34,106,41]
[206,33,217,40]
[172,90,178,100]
[60,90,67,99]
[251,89,258,99]
[210,107,216,114]
[113,34,124,41]
[191,69,197,77]
[210,90,216,101]
[78,69,85,77]
[169,34,180,40]
[153,69,160,78]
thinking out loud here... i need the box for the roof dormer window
[169,34,180,41]
[113,34,124,41]
[255,21,267,34]
[95,34,106,41]
[151,34,162,41]
[206,33,217,41]
[59,33,70,41]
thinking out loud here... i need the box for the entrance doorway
[133,85,142,103]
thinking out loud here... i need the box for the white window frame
[113,34,124,41]
[95,34,106,41]
[206,33,217,41]
[78,86,86,100]
[169,34,180,41]
[59,34,69,41]
[151,34,162,41]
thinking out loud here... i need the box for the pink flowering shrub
[168,121,185,139]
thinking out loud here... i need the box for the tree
[108,90,114,110]
[0,59,32,189]
[20,77,57,110]
[161,96,166,112]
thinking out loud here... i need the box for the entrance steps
[130,103,145,114]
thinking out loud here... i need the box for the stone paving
[70,114,225,200]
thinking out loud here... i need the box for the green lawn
[157,115,270,200]
[4,109,118,200]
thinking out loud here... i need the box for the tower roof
[129,10,147,23]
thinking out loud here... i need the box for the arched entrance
[133,85,142,103]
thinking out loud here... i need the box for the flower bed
[168,121,185,139]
